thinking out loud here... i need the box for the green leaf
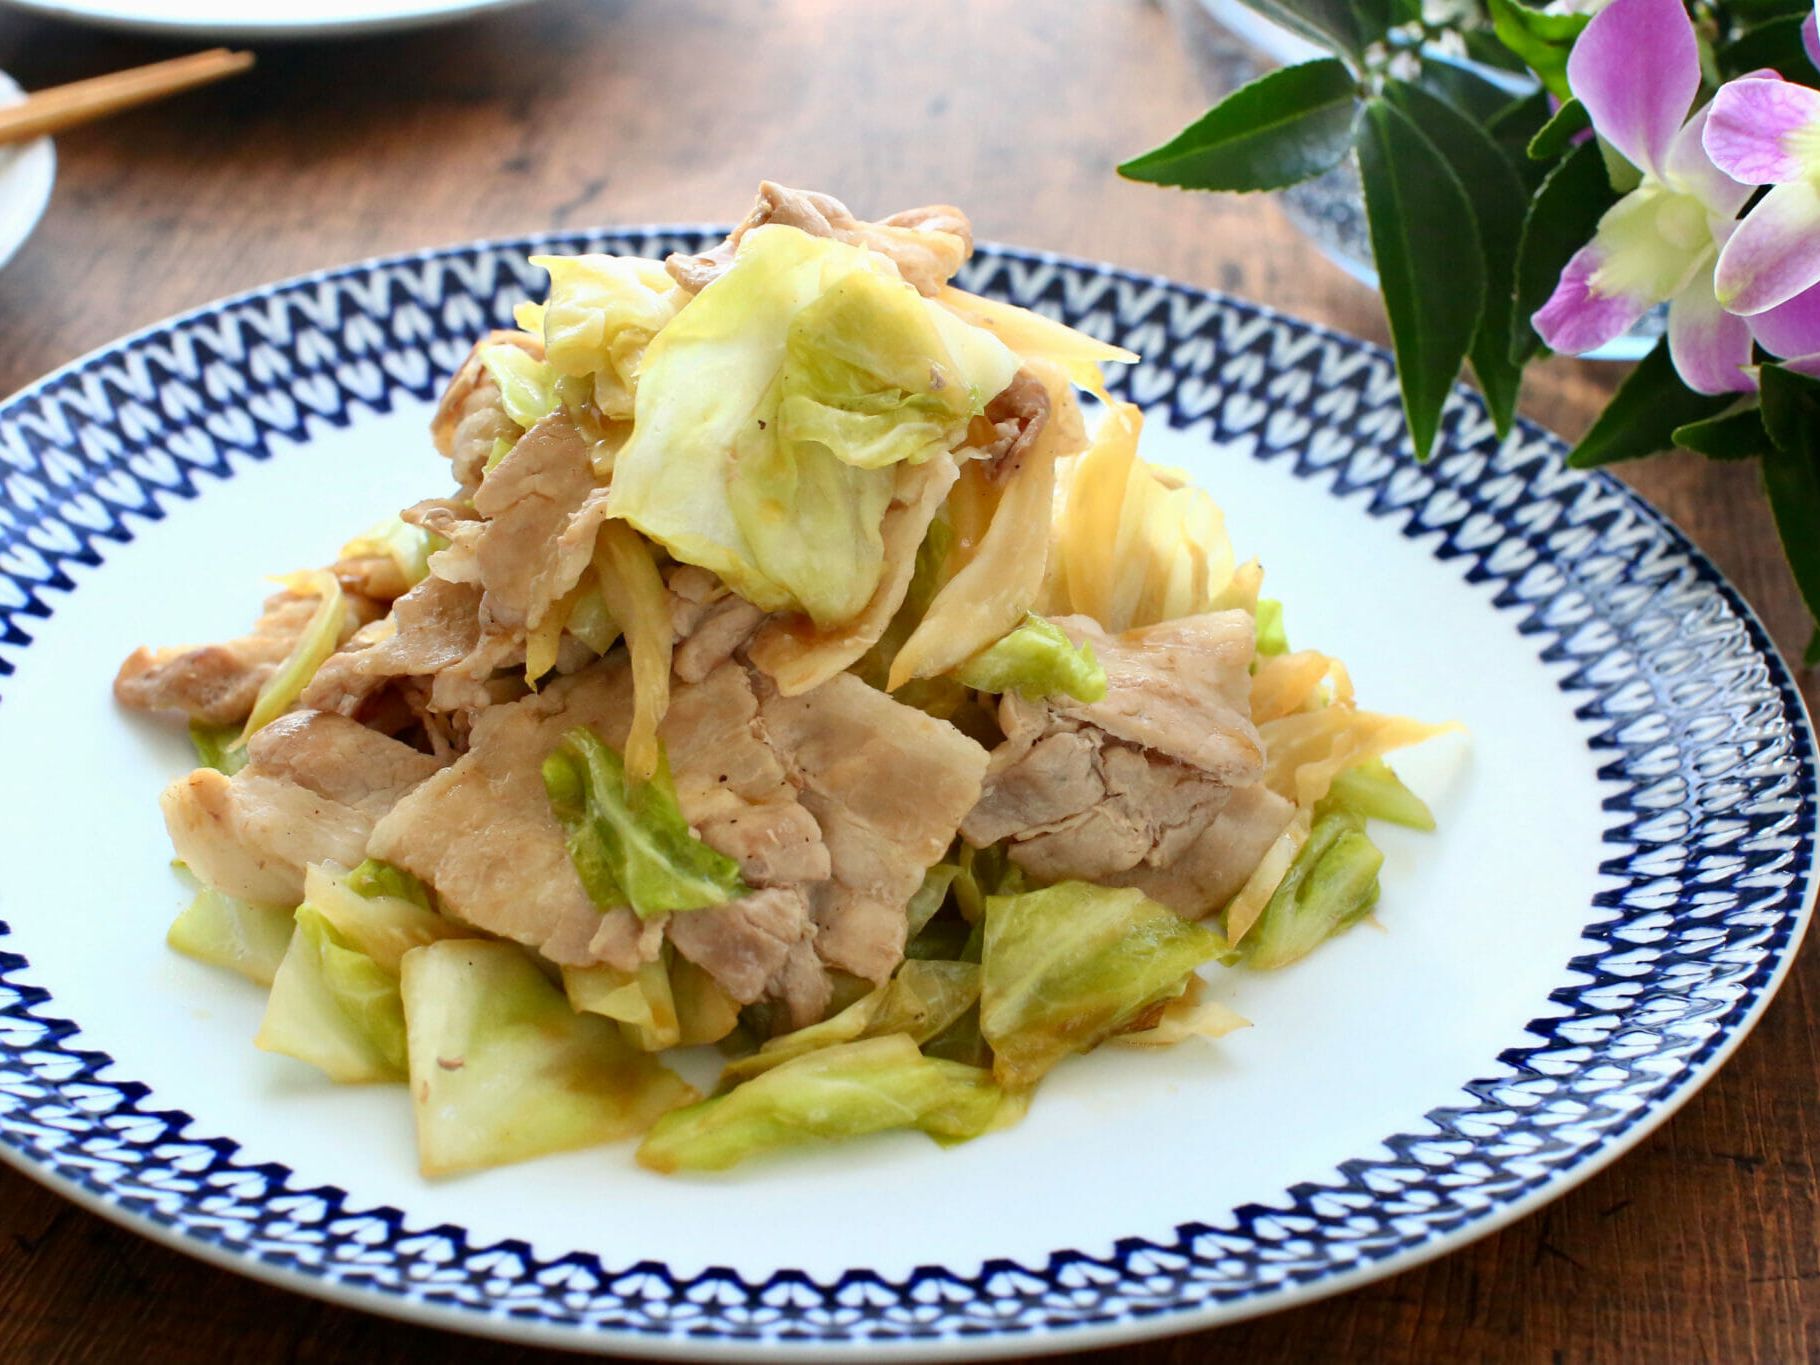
[1528,98,1590,161]
[1228,0,1383,61]
[1386,79,1529,436]
[1718,13,1819,79]
[1512,139,1621,364]
[1118,59,1359,192]
[1484,89,1555,190]
[1416,59,1520,125]
[1355,97,1487,460]
[1567,339,1733,468]
[1487,0,1589,99]
[1672,406,1770,461]
[1757,364,1820,648]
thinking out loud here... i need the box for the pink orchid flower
[1533,0,1820,390]
[1530,0,1762,392]
[1705,59,1820,318]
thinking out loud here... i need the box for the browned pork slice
[430,330,540,495]
[961,611,1271,912]
[468,410,609,634]
[302,575,484,719]
[667,565,767,685]
[666,181,974,297]
[115,588,377,725]
[366,659,829,985]
[978,369,1052,482]
[162,710,445,906]
[757,672,990,982]
[367,663,643,967]
[664,887,825,1027]
[1109,781,1296,916]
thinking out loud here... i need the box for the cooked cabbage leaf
[934,285,1138,402]
[1039,402,1239,633]
[591,520,671,779]
[718,960,981,1087]
[344,857,431,908]
[953,613,1107,702]
[527,253,679,420]
[238,570,346,745]
[479,342,560,432]
[402,940,695,1176]
[1326,757,1436,831]
[340,516,445,590]
[563,954,681,1052]
[166,883,292,986]
[1253,598,1288,657]
[888,360,1085,687]
[255,905,406,1083]
[670,953,742,1046]
[543,725,748,918]
[637,1034,1008,1173]
[302,862,472,974]
[1235,808,1384,970]
[980,881,1228,1089]
[606,224,1017,629]
[189,720,247,775]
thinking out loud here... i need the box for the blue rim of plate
[0,229,1814,1358]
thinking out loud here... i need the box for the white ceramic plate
[0,0,538,40]
[0,70,54,272]
[0,231,1812,1357]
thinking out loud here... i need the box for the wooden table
[0,1,1813,1359]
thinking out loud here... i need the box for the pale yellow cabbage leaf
[592,520,672,781]
[887,359,1085,689]
[237,570,346,745]
[936,285,1137,403]
[1040,401,1239,633]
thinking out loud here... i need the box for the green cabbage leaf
[1234,808,1384,970]
[401,940,695,1176]
[543,726,748,918]
[637,1034,1008,1174]
[952,614,1108,702]
[980,881,1228,1088]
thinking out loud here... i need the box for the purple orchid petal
[1780,352,1820,378]
[1664,104,1753,217]
[1749,281,1820,358]
[1704,77,1820,185]
[1805,10,1820,72]
[1667,270,1758,394]
[1568,0,1700,178]
[1533,243,1653,354]
[1714,178,1820,315]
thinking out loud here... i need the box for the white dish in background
[0,231,1811,1357]
[0,69,55,273]
[0,0,539,40]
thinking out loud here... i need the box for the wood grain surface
[0,1,1813,1360]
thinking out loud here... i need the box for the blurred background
[0,1,1811,1361]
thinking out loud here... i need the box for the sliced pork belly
[468,410,609,635]
[757,672,989,982]
[666,181,973,297]
[162,710,444,906]
[115,587,375,725]
[962,611,1271,914]
[366,659,827,981]
[429,330,538,496]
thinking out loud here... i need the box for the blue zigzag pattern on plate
[0,231,1812,1349]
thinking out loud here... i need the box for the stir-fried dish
[117,184,1451,1176]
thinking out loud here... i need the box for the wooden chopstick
[0,48,254,147]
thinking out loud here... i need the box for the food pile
[118,184,1446,1175]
